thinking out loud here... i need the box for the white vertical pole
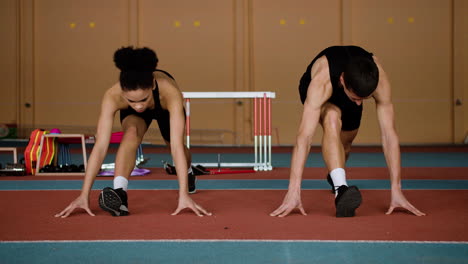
[35,134,46,175]
[186,98,191,149]
[268,96,272,170]
[258,96,263,171]
[254,97,258,171]
[263,93,267,170]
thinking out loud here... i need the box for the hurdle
[183,92,275,171]
[0,147,18,164]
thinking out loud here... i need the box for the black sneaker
[335,185,362,217]
[98,187,130,216]
[188,172,197,194]
[326,174,335,194]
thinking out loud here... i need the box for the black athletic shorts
[120,107,173,142]
[299,81,362,131]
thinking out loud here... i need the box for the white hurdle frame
[183,92,275,170]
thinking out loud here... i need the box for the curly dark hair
[113,46,158,91]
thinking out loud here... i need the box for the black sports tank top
[299,46,373,109]
[152,69,175,113]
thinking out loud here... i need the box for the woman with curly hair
[55,46,211,217]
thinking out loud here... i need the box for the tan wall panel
[454,0,468,142]
[139,0,236,145]
[0,0,18,125]
[350,0,452,144]
[34,0,129,129]
[18,0,35,131]
[252,0,341,145]
[463,3,468,142]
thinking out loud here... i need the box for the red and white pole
[263,93,267,170]
[268,96,272,170]
[254,97,258,170]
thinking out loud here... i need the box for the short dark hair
[113,46,158,91]
[343,56,379,97]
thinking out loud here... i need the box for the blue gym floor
[1,240,467,264]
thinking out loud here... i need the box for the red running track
[2,167,467,180]
[1,189,467,242]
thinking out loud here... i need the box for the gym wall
[0,0,18,131]
[0,0,466,145]
[454,0,468,143]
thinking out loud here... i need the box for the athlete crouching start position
[55,46,211,217]
[270,46,425,218]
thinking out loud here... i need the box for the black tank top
[152,69,175,113]
[299,46,373,109]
